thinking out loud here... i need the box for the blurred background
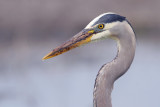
[0,0,160,107]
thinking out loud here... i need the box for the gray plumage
[92,13,136,107]
[43,12,136,107]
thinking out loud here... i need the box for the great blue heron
[42,12,136,107]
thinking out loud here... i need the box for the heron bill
[42,29,95,60]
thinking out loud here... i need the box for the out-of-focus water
[0,32,160,107]
[0,0,160,106]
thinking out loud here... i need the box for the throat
[93,32,136,107]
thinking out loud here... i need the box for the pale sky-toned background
[0,0,160,107]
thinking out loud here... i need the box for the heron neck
[93,26,136,107]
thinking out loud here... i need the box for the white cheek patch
[104,21,120,30]
[91,30,112,42]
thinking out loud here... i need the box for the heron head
[42,12,127,60]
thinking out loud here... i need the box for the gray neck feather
[93,22,136,107]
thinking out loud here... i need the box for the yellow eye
[98,24,104,29]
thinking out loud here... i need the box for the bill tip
[42,57,47,61]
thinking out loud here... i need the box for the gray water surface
[0,33,160,107]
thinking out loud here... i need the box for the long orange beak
[42,29,95,60]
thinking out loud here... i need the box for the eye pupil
[98,24,104,29]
